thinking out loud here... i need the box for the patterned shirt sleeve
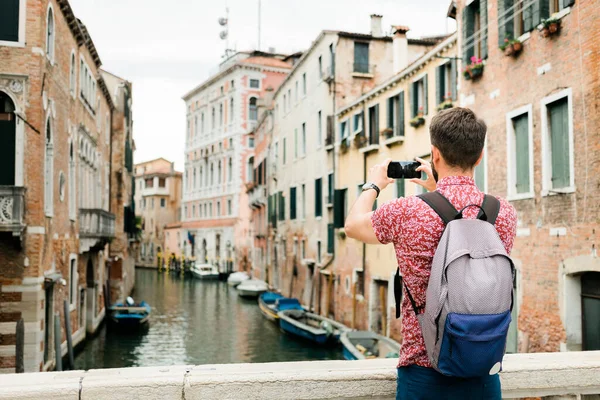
[496,199,518,254]
[371,198,405,245]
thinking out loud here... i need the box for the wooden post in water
[380,285,387,336]
[54,312,62,371]
[326,274,333,317]
[63,300,75,370]
[352,282,357,329]
[15,318,24,373]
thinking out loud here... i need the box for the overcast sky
[69,0,456,170]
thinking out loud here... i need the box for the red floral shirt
[371,176,517,368]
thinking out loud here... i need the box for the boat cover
[261,292,284,303]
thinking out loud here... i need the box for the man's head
[429,107,487,179]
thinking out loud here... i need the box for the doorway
[86,258,96,332]
[43,285,54,364]
[582,272,600,350]
[0,92,16,185]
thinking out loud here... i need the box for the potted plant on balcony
[541,16,561,37]
[409,107,426,128]
[436,93,454,111]
[381,127,394,139]
[340,137,350,153]
[462,56,484,80]
[353,132,367,148]
[499,38,523,57]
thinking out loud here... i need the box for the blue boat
[258,293,303,323]
[109,298,151,327]
[340,331,400,360]
[277,309,349,345]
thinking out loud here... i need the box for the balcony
[0,186,26,235]
[322,65,334,83]
[249,185,267,209]
[79,208,115,239]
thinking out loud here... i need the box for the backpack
[394,191,515,378]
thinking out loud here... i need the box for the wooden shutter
[423,74,429,115]
[549,99,570,189]
[480,0,488,59]
[462,5,474,64]
[333,189,345,228]
[498,0,514,44]
[315,178,322,217]
[290,187,297,220]
[398,92,405,137]
[435,66,443,105]
[0,0,20,42]
[450,60,458,101]
[514,114,530,194]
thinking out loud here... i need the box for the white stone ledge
[0,352,598,399]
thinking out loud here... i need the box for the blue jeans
[396,365,501,400]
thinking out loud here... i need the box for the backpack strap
[477,194,501,225]
[417,192,459,225]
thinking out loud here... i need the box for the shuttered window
[436,63,456,105]
[548,98,570,189]
[354,42,369,73]
[333,189,347,228]
[498,0,550,43]
[513,114,530,194]
[327,223,334,254]
[462,0,488,64]
[0,0,20,42]
[278,191,285,220]
[368,104,379,145]
[410,75,428,117]
[328,173,334,204]
[290,187,297,220]
[315,178,323,217]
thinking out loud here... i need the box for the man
[345,108,517,400]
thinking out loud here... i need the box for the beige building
[134,158,182,268]
[335,31,460,338]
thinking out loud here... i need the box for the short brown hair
[429,107,487,170]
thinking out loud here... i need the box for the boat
[277,309,350,345]
[340,331,400,360]
[236,279,268,298]
[190,263,220,280]
[258,293,304,323]
[227,271,250,287]
[108,297,151,327]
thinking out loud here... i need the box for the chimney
[393,25,410,73]
[370,14,383,38]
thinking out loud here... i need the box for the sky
[69,0,456,171]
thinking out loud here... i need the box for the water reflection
[74,269,343,370]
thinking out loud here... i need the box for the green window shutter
[328,173,334,203]
[374,104,379,141]
[524,1,534,32]
[361,111,366,134]
[410,82,417,117]
[498,0,514,45]
[396,179,405,198]
[480,0,489,59]
[435,66,443,105]
[462,5,474,64]
[354,42,369,73]
[549,98,570,189]
[450,60,458,101]
[327,223,334,254]
[539,0,550,22]
[398,92,405,136]
[0,0,20,42]
[278,191,285,220]
[290,187,297,220]
[475,151,486,191]
[315,178,322,217]
[333,189,345,228]
[387,97,394,128]
[514,114,530,194]
[423,74,429,115]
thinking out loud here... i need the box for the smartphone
[387,161,421,179]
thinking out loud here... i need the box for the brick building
[453,0,599,351]
[0,0,132,372]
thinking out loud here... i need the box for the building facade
[454,0,600,352]
[0,0,132,372]
[134,158,182,268]
[181,51,291,273]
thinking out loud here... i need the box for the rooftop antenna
[219,7,233,59]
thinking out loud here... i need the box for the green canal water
[74,268,344,370]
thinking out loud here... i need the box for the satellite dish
[218,17,228,26]
[220,31,228,40]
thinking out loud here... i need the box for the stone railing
[79,208,116,239]
[0,352,599,399]
[0,185,25,234]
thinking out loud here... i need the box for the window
[227,199,232,215]
[302,73,307,96]
[159,178,166,188]
[209,202,213,217]
[210,163,214,185]
[315,178,323,217]
[220,86,224,95]
[301,239,306,259]
[278,191,285,220]
[294,129,298,159]
[498,0,565,43]
[387,92,405,137]
[44,118,54,216]
[151,198,155,209]
[68,142,76,220]
[219,103,223,127]
[317,111,322,148]
[462,0,488,63]
[70,53,76,95]
[192,205,196,217]
[301,184,306,220]
[542,90,573,193]
[287,89,291,110]
[161,198,166,208]
[217,201,221,216]
[410,75,428,117]
[212,107,215,129]
[0,0,21,43]
[229,98,234,123]
[228,157,233,182]
[46,6,55,61]
[193,168,197,189]
[283,94,287,113]
[353,42,369,73]
[79,59,96,111]
[295,81,299,103]
[333,188,347,228]
[218,161,222,183]
[201,113,205,134]
[506,106,533,199]
[247,157,254,183]
[340,121,348,140]
[283,137,287,164]
[59,172,65,202]
[367,104,379,145]
[301,123,306,156]
[249,97,258,121]
[249,79,260,89]
[353,112,364,135]
[249,136,255,148]
[327,173,334,204]
[69,257,77,307]
[436,62,456,106]
[396,179,405,198]
[318,56,323,80]
[290,187,297,220]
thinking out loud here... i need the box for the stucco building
[134,158,182,268]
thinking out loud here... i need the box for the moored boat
[237,279,268,298]
[109,297,151,328]
[277,309,349,345]
[340,330,400,360]
[190,263,219,280]
[227,271,250,287]
[258,293,303,323]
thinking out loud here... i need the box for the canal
[74,268,344,370]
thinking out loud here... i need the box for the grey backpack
[403,191,515,378]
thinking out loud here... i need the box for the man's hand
[368,158,395,190]
[409,157,437,192]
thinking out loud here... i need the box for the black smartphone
[387,161,421,179]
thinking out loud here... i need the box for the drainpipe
[328,39,338,318]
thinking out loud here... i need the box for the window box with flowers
[462,57,484,81]
[540,17,561,38]
[381,127,394,139]
[409,108,425,128]
[340,137,350,153]
[500,38,523,57]
[436,93,454,112]
[353,132,367,148]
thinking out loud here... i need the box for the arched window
[70,52,76,95]
[228,157,233,182]
[69,142,76,220]
[211,107,215,129]
[0,92,16,186]
[46,6,55,61]
[247,156,254,183]
[219,103,223,127]
[210,163,214,186]
[194,116,198,137]
[229,98,234,123]
[199,166,203,188]
[193,168,196,189]
[218,161,222,184]
[44,117,54,216]
[249,97,258,121]
[201,113,205,134]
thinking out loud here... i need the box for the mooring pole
[54,312,62,371]
[63,300,75,369]
[15,318,24,373]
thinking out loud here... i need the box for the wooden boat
[340,331,400,360]
[109,298,151,327]
[237,279,268,298]
[258,293,303,323]
[277,309,350,345]
[227,271,250,287]
[190,263,219,280]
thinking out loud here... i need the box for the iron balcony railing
[0,186,26,234]
[79,208,116,239]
